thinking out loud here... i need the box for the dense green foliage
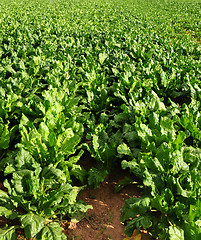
[0,0,201,239]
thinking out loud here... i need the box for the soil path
[64,170,151,240]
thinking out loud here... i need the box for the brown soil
[63,170,152,240]
[0,182,7,193]
[0,216,8,228]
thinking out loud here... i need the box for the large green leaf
[121,197,151,222]
[20,213,46,238]
[36,222,66,240]
[169,226,184,240]
[0,226,16,240]
[117,143,132,157]
[88,168,108,189]
[0,206,18,220]
[184,221,201,240]
[0,124,10,150]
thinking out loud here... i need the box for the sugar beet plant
[0,0,201,239]
[0,79,92,239]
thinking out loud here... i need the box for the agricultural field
[0,0,201,239]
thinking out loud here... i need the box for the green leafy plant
[0,0,201,239]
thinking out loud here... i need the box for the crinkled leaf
[136,123,152,144]
[0,226,16,240]
[0,124,10,150]
[117,143,132,157]
[70,165,87,184]
[99,52,108,64]
[68,150,84,165]
[59,130,81,156]
[88,168,108,189]
[48,132,57,147]
[184,222,201,240]
[121,160,143,178]
[36,222,66,240]
[169,226,184,240]
[20,213,46,238]
[121,197,151,222]
[0,206,18,220]
[42,165,66,184]
[176,178,192,198]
